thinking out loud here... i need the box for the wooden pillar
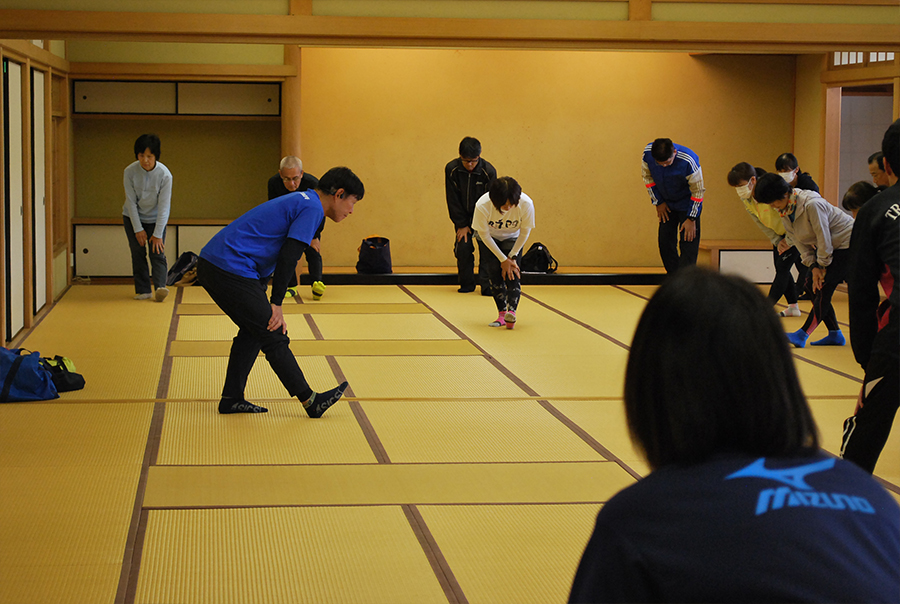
[893,75,899,120]
[629,0,651,21]
[281,0,311,158]
[822,86,842,205]
[290,0,313,15]
[43,65,53,307]
[1,50,7,344]
[52,70,72,289]
[21,57,33,329]
[281,44,302,159]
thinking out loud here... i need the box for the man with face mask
[775,153,820,193]
[726,162,806,317]
[754,172,853,349]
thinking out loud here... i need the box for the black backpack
[520,242,558,273]
[40,355,86,393]
[356,236,393,274]
[166,251,199,286]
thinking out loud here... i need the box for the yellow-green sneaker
[312,281,326,301]
[285,287,298,298]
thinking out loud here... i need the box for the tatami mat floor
[2,283,898,604]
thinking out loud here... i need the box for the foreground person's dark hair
[624,267,819,470]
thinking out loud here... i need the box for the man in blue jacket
[198,167,363,417]
[641,138,705,273]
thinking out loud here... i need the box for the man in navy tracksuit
[841,119,900,473]
[641,138,705,273]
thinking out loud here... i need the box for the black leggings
[767,244,806,305]
[478,237,522,313]
[799,248,850,335]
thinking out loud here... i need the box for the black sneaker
[305,382,349,418]
[219,399,269,414]
[457,285,475,293]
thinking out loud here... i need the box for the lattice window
[833,51,895,68]
[868,52,895,64]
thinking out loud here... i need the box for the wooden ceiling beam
[1,10,899,52]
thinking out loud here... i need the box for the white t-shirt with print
[472,192,536,241]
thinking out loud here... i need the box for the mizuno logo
[725,457,835,490]
[726,458,875,517]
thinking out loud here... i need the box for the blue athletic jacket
[641,143,705,218]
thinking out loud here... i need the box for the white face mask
[778,170,796,183]
[735,184,752,199]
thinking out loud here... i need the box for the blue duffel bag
[0,348,59,402]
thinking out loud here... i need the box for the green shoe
[312,281,326,301]
[285,287,298,298]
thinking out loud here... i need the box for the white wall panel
[177,83,279,115]
[32,69,47,313]
[75,224,178,277]
[719,250,778,284]
[74,81,177,114]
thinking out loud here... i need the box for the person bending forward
[472,176,535,329]
[197,167,364,416]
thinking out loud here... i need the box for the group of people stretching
[119,123,898,602]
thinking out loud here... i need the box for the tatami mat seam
[302,312,393,463]
[397,285,644,479]
[122,509,151,604]
[329,352,392,463]
[792,354,862,383]
[118,288,181,604]
[612,284,651,302]
[612,285,860,383]
[350,401,392,463]
[521,292,631,351]
[403,505,468,604]
[140,501,614,510]
[397,285,538,396]
[304,313,323,338]
[151,460,616,467]
[616,283,854,329]
[536,401,643,480]
[875,476,900,496]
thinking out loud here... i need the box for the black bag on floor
[166,251,199,286]
[520,242,558,273]
[356,236,392,274]
[40,355,86,393]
